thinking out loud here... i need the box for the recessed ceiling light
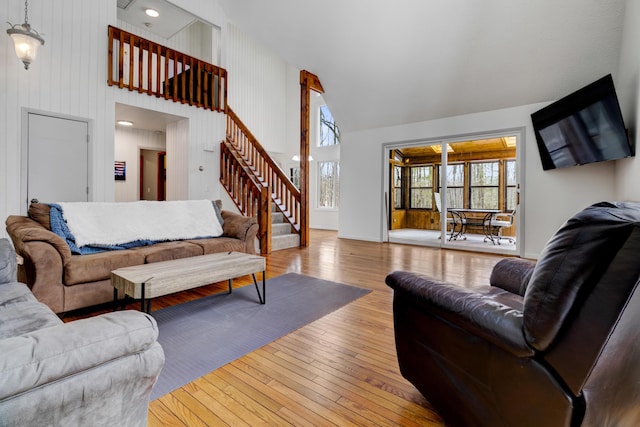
[117,120,134,126]
[145,8,159,18]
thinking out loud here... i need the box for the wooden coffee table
[111,251,266,312]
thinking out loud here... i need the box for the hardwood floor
[68,229,505,426]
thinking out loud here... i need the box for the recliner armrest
[386,271,533,357]
[490,258,536,296]
[0,310,163,401]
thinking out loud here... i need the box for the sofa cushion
[64,250,146,286]
[0,301,62,339]
[131,241,203,264]
[212,200,225,226]
[0,282,38,307]
[0,239,17,284]
[186,237,246,254]
[28,203,52,230]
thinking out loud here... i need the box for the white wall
[339,104,619,259]
[226,24,289,154]
[114,127,166,202]
[1,0,116,239]
[0,0,233,239]
[615,0,640,201]
[309,94,340,230]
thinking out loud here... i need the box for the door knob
[30,198,39,204]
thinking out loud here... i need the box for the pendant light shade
[6,0,45,70]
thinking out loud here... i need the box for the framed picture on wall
[114,161,126,181]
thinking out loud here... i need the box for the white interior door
[25,113,89,210]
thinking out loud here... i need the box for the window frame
[393,164,405,210]
[504,158,517,211]
[317,160,340,209]
[409,165,434,210]
[469,160,500,210]
[318,105,340,147]
[437,162,465,209]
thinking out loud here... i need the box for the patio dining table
[447,208,502,242]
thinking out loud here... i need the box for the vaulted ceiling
[218,0,627,133]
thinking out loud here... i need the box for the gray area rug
[150,272,371,400]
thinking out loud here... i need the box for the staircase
[220,109,302,254]
[107,25,305,254]
[271,204,300,251]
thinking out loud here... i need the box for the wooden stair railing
[226,107,301,236]
[220,141,272,254]
[107,26,302,253]
[107,26,227,112]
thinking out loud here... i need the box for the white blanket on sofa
[57,200,223,248]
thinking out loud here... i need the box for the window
[438,163,464,208]
[505,159,517,211]
[318,161,340,208]
[290,167,300,189]
[393,165,404,209]
[410,166,433,209]
[319,105,340,147]
[470,161,499,209]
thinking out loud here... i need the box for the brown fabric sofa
[5,202,258,314]
[386,201,640,427]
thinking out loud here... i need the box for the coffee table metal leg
[228,279,232,294]
[252,272,266,304]
[140,282,145,312]
[113,287,118,311]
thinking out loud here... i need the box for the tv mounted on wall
[531,74,633,170]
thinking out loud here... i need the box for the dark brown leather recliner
[386,201,640,427]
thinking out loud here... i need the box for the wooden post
[259,186,272,254]
[299,70,324,248]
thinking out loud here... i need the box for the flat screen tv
[531,74,633,170]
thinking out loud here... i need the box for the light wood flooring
[68,229,505,426]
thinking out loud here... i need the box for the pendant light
[6,0,45,70]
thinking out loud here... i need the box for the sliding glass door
[439,135,520,255]
[386,131,522,256]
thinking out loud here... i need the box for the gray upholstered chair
[0,238,165,426]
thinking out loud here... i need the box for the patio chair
[485,207,516,244]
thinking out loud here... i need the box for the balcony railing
[107,25,226,112]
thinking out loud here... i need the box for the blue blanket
[49,204,156,255]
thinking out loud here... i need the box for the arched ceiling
[218,0,626,133]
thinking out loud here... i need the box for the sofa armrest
[0,238,17,285]
[490,258,536,296]
[386,271,533,357]
[6,215,72,263]
[221,210,259,253]
[0,310,163,401]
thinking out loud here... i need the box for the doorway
[140,149,166,201]
[386,130,522,256]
